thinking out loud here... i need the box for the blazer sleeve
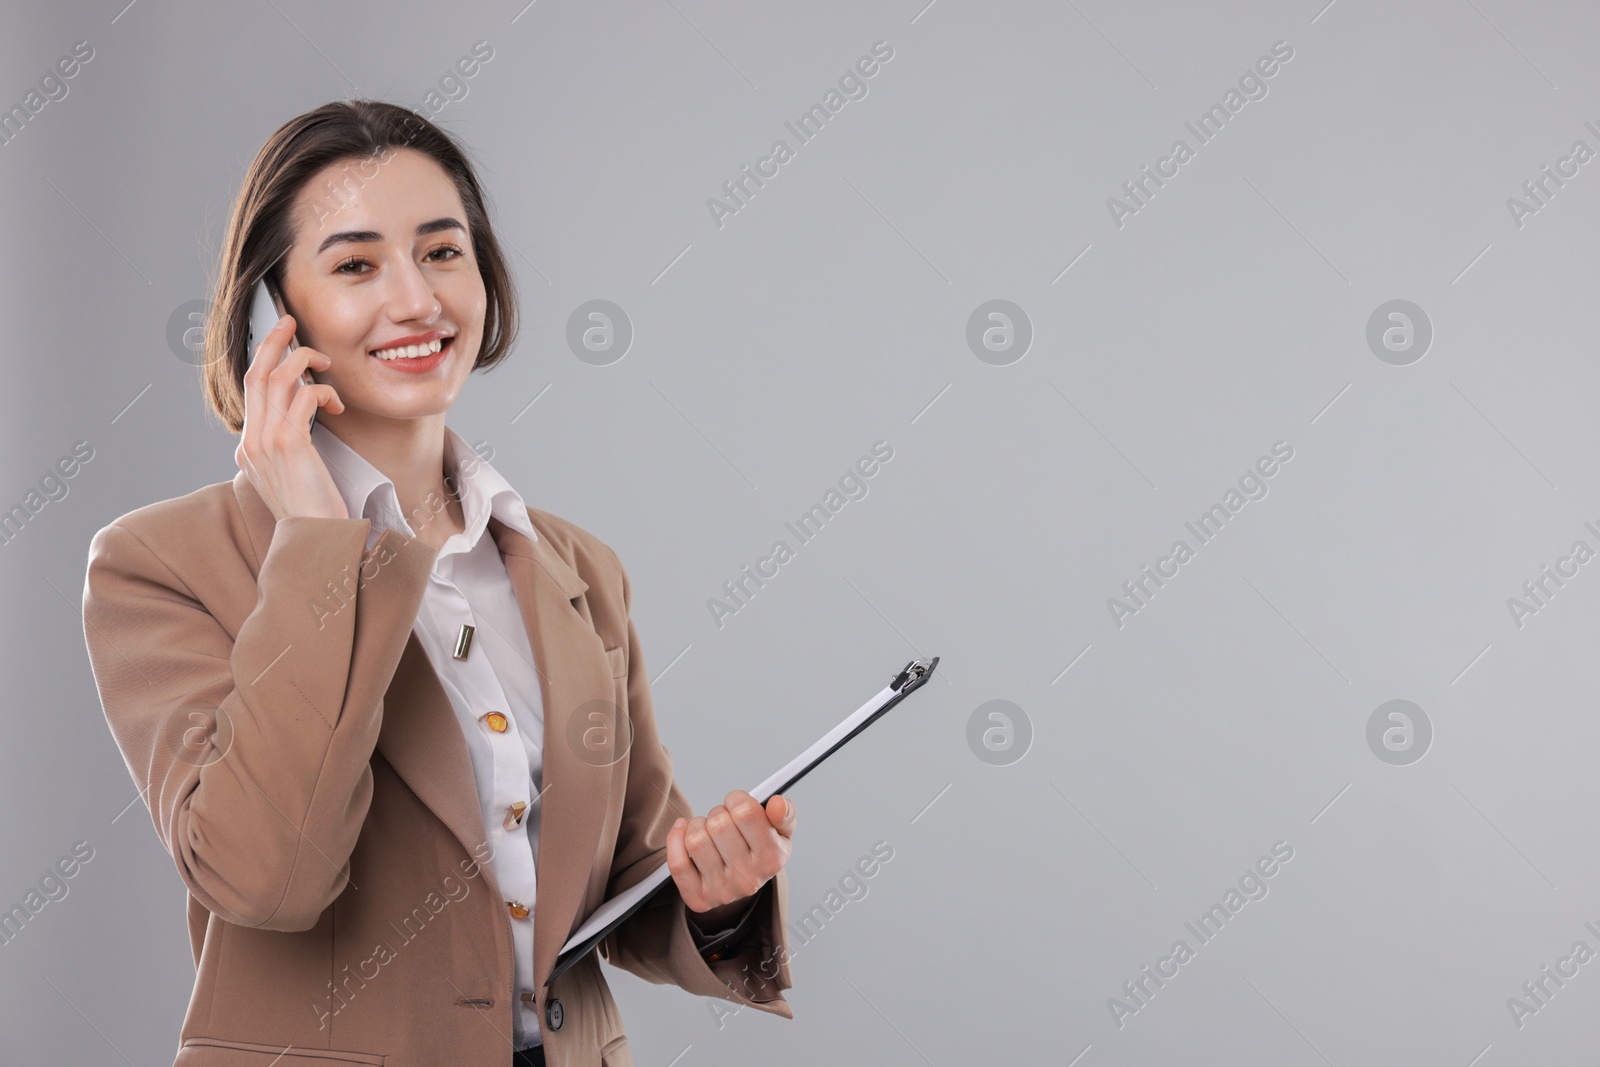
[81,515,435,933]
[595,547,795,1018]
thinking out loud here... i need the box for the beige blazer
[81,470,793,1067]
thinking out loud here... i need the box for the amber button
[504,801,528,830]
[481,711,509,733]
[507,900,530,919]
[520,991,535,1003]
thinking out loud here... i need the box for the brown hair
[202,99,518,433]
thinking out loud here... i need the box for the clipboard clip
[891,656,938,694]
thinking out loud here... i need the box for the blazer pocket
[605,645,629,712]
[590,644,632,767]
[600,1033,633,1067]
[176,1036,385,1066]
[604,645,627,680]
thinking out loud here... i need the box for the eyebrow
[316,217,466,256]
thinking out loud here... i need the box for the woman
[81,100,796,1067]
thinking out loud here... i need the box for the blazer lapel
[487,515,616,992]
[232,471,492,890]
[232,473,615,994]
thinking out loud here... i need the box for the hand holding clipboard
[546,655,940,987]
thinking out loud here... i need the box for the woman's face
[276,147,486,424]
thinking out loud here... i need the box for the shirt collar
[309,420,539,552]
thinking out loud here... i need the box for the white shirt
[308,420,754,1046]
[310,419,550,1049]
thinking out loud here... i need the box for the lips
[371,336,451,360]
[370,336,453,373]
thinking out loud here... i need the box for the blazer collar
[306,420,545,556]
[232,470,609,992]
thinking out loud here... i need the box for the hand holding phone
[236,279,349,523]
[248,280,316,415]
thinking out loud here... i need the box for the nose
[387,259,442,324]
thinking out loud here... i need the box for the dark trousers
[511,1043,547,1066]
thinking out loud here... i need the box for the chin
[340,394,459,421]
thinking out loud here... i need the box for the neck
[318,408,462,542]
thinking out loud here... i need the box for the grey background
[3,0,1598,1063]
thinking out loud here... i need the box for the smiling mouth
[371,337,453,360]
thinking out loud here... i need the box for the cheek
[305,303,371,362]
[460,291,490,363]
[450,336,479,388]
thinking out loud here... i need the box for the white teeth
[372,338,446,360]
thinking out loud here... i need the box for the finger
[664,817,704,903]
[743,795,792,874]
[264,344,324,444]
[764,793,797,839]
[249,312,297,368]
[683,815,725,880]
[287,381,344,427]
[724,791,778,852]
[709,797,778,895]
[706,803,759,883]
[234,437,256,479]
[240,325,276,460]
[245,313,294,378]
[242,314,295,447]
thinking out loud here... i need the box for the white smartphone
[247,278,316,429]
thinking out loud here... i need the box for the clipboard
[545,655,939,988]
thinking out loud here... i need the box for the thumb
[767,794,797,836]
